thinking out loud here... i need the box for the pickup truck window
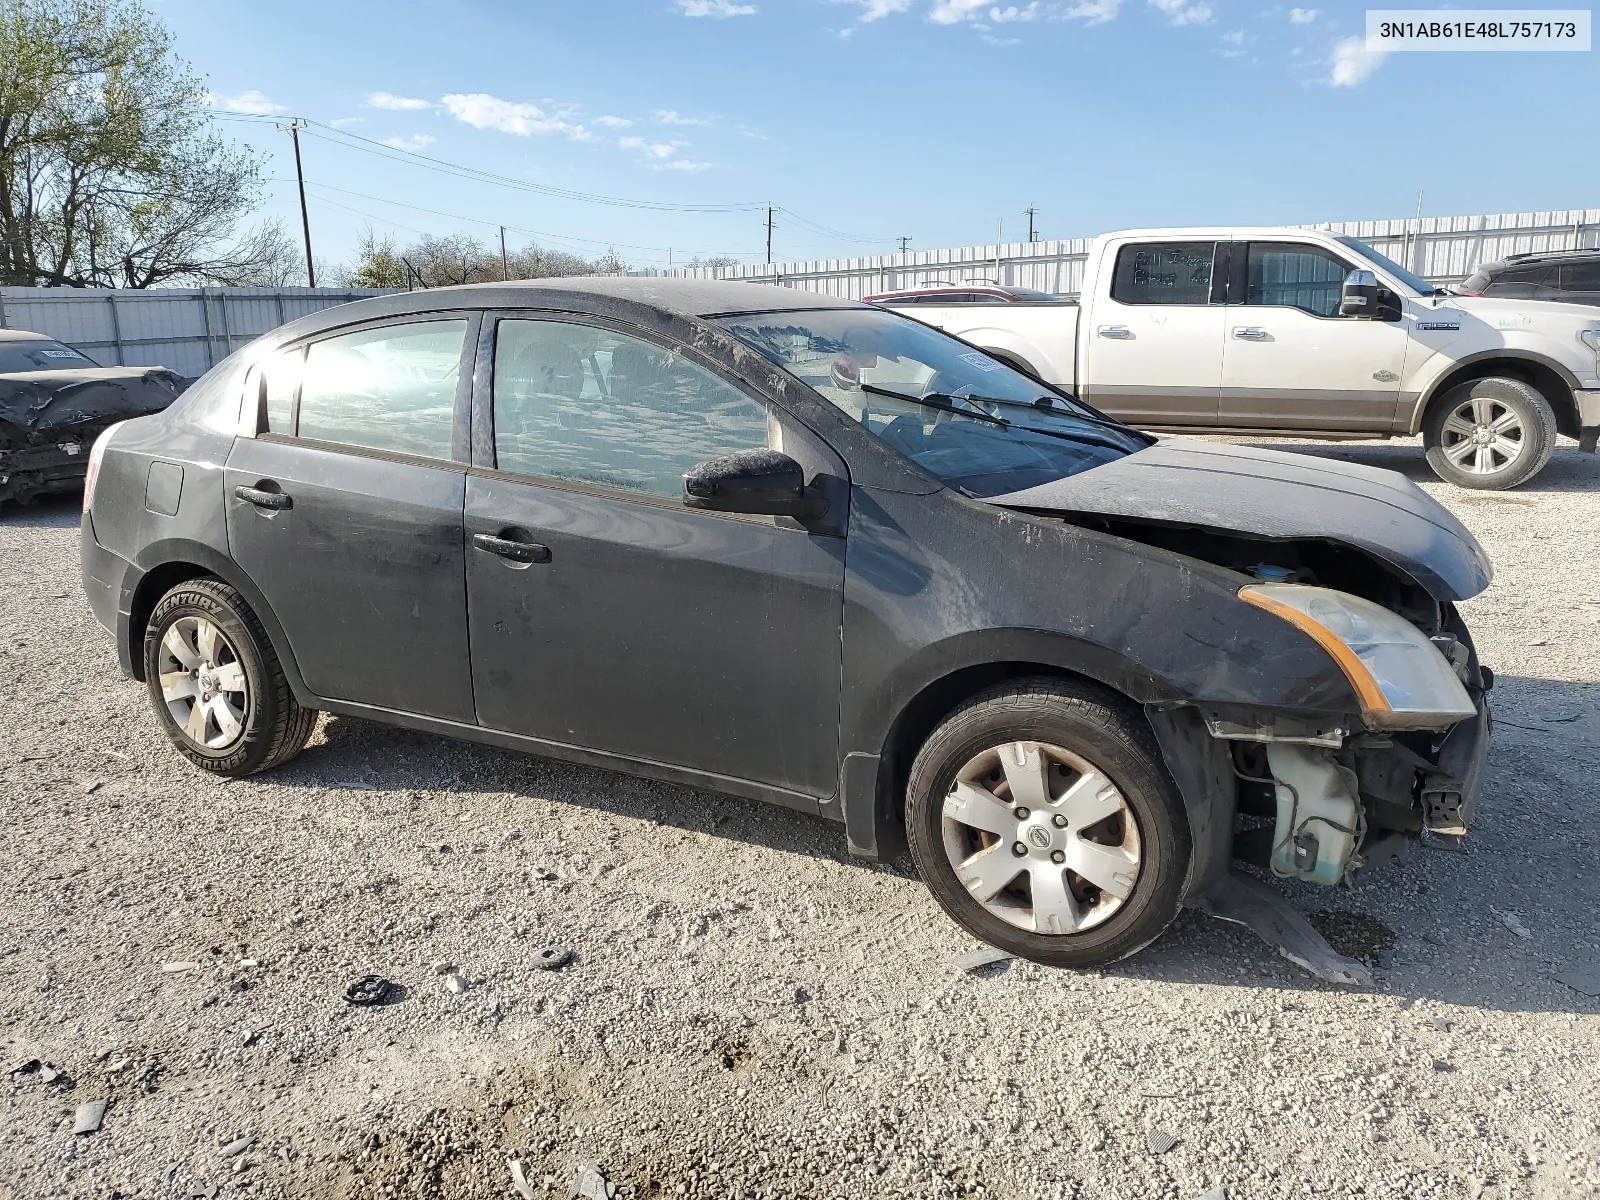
[1244,242,1351,318]
[1109,242,1215,306]
[720,309,1148,497]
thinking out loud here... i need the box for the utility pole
[897,236,912,253]
[499,226,509,281]
[995,218,1003,282]
[278,119,315,287]
[765,206,774,266]
[1024,205,1038,242]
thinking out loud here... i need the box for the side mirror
[1340,268,1379,318]
[683,449,823,520]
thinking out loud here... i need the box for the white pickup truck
[880,227,1600,489]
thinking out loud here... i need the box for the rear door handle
[1232,327,1269,340]
[472,532,552,564]
[234,484,291,510]
[1096,325,1132,339]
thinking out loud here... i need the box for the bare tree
[0,0,266,288]
[338,226,623,288]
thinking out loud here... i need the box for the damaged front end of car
[0,367,187,505]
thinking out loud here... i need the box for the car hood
[0,366,187,434]
[984,439,1492,602]
[1439,295,1600,322]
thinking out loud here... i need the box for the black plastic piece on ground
[343,975,397,1006]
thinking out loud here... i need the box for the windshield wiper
[860,384,1139,452]
[859,383,1012,428]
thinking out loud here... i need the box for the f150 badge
[1416,318,1462,331]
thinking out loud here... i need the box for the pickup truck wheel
[1423,377,1557,490]
[142,578,317,777]
[905,677,1190,968]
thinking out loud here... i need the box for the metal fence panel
[651,207,1599,299]
[0,286,395,375]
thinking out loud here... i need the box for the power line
[213,110,895,244]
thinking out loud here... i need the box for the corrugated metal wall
[0,287,394,377]
[655,207,1600,300]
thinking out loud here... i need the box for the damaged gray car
[77,280,1492,980]
[1,328,186,505]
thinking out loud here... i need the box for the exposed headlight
[1581,328,1600,369]
[1239,583,1476,730]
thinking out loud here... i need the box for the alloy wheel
[156,616,249,750]
[940,740,1142,934]
[1439,395,1526,476]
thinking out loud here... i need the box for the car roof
[271,277,865,343]
[1494,249,1600,267]
[0,328,57,344]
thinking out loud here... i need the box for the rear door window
[490,319,771,501]
[1109,242,1216,305]
[293,320,467,460]
[1483,266,1551,298]
[1558,261,1600,293]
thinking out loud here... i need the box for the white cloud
[382,134,436,151]
[1064,0,1120,22]
[654,109,712,126]
[677,0,756,14]
[366,91,431,111]
[439,93,590,139]
[1289,7,1318,22]
[210,90,286,116]
[620,136,685,159]
[1221,27,1244,44]
[840,0,913,22]
[656,158,713,171]
[989,2,1038,21]
[735,124,769,139]
[328,116,364,129]
[930,0,987,23]
[1148,0,1212,25]
[1330,34,1386,85]
[594,114,633,128]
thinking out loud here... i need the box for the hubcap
[1440,396,1525,475]
[941,741,1142,935]
[156,617,248,750]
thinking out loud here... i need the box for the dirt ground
[2,436,1597,1200]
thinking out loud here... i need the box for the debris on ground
[1554,961,1600,996]
[188,1183,219,1199]
[162,962,201,973]
[949,945,1014,974]
[569,1161,617,1199]
[1490,907,1532,940]
[508,1158,537,1200]
[1305,909,1398,968]
[343,975,397,1006]
[72,1100,107,1135]
[219,1134,254,1157]
[1194,1189,1227,1200]
[1146,1129,1179,1155]
[431,959,454,975]
[444,973,469,994]
[535,945,574,971]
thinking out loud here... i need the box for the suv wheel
[1423,377,1557,490]
[143,578,316,777]
[905,677,1190,968]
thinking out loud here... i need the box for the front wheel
[142,578,316,777]
[905,678,1190,968]
[1423,377,1557,490]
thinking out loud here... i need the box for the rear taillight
[82,421,125,515]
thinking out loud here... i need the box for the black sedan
[79,279,1492,968]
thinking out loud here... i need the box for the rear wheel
[142,578,315,777]
[1423,377,1557,490]
[905,677,1190,968]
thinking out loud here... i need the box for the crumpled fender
[0,367,187,437]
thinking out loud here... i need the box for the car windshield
[0,338,98,373]
[719,309,1148,497]
[1335,236,1441,296]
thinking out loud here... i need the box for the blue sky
[168,0,1597,271]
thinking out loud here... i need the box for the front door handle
[473,532,552,564]
[1232,327,1270,340]
[234,484,291,510]
[1096,325,1132,339]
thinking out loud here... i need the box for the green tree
[0,0,274,287]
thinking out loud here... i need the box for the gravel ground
[2,436,1598,1200]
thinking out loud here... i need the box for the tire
[1423,376,1557,490]
[905,677,1190,968]
[142,578,316,777]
